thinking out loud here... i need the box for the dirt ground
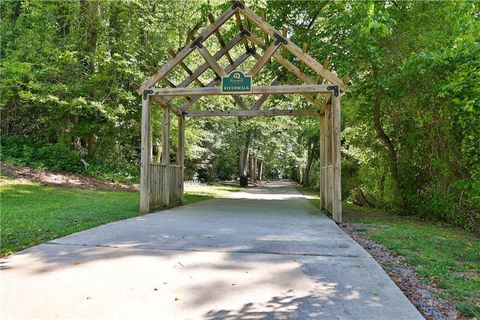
[0,163,138,191]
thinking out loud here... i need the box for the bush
[1,135,139,183]
[36,144,84,173]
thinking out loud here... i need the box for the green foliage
[0,0,478,231]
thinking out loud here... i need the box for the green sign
[221,71,252,93]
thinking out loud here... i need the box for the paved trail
[1,181,422,319]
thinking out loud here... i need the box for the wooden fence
[149,164,183,210]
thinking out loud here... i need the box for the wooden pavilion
[138,1,346,222]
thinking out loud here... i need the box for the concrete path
[1,181,422,319]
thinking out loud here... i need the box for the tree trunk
[373,94,408,211]
[302,145,314,186]
[239,128,252,187]
[79,0,100,72]
[258,160,263,181]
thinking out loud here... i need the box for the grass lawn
[0,177,240,256]
[297,185,480,319]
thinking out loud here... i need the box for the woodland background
[1,0,479,232]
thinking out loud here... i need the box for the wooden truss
[138,1,343,222]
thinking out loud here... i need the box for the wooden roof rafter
[139,0,345,115]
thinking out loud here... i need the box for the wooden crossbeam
[198,46,227,77]
[287,79,329,113]
[300,43,308,71]
[185,109,322,117]
[247,34,329,98]
[260,8,269,45]
[149,84,337,97]
[167,32,244,99]
[234,11,250,52]
[180,52,251,111]
[167,49,204,87]
[242,11,255,52]
[239,6,346,90]
[251,78,279,110]
[208,13,235,65]
[247,41,279,76]
[133,83,183,116]
[185,21,202,45]
[249,45,327,109]
[163,78,190,101]
[141,5,237,89]
[198,46,248,110]
[163,78,176,88]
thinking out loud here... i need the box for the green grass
[0,178,240,256]
[296,185,480,319]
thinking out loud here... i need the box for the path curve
[1,181,422,319]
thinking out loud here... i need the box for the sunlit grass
[0,179,241,256]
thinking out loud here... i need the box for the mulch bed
[339,222,460,320]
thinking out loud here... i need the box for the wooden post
[332,93,342,222]
[162,105,171,207]
[177,115,185,203]
[140,93,151,213]
[324,104,330,211]
[319,113,325,210]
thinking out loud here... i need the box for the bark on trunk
[239,128,252,187]
[373,94,408,210]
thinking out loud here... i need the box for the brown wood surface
[185,109,321,117]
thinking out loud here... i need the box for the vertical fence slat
[149,164,184,210]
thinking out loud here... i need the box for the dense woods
[1,0,479,232]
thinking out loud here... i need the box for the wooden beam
[239,6,346,90]
[152,96,183,116]
[331,94,342,222]
[247,41,279,76]
[161,106,170,207]
[141,5,237,89]
[281,25,288,59]
[198,46,227,77]
[184,21,202,46]
[260,8,269,45]
[286,79,328,112]
[248,34,331,105]
[242,10,255,52]
[319,112,325,209]
[140,95,151,213]
[208,13,235,65]
[185,109,321,117]
[300,43,308,71]
[198,46,248,110]
[248,34,317,87]
[247,49,329,110]
[232,96,248,110]
[163,78,176,88]
[133,83,183,116]
[177,115,185,203]
[169,32,244,97]
[167,49,204,87]
[234,10,250,52]
[149,84,337,96]
[180,52,251,111]
[251,78,279,110]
